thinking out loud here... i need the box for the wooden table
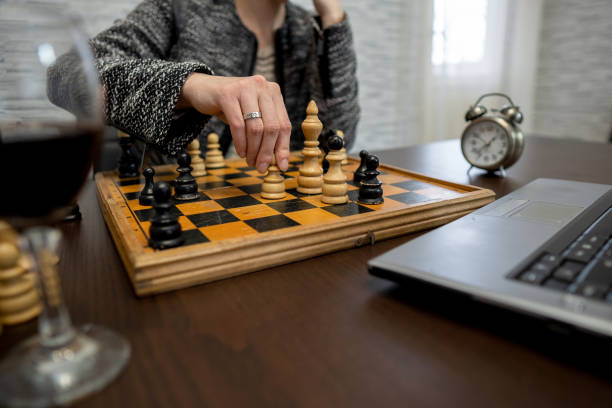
[2,136,612,407]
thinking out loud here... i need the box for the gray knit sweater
[51,0,359,156]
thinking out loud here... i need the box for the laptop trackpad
[509,201,583,224]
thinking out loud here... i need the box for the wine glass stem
[25,227,75,347]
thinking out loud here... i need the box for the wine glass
[0,1,130,406]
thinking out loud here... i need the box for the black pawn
[139,167,155,206]
[353,149,369,184]
[322,154,330,174]
[174,151,199,201]
[320,128,335,174]
[149,181,184,249]
[358,154,384,205]
[328,133,344,152]
[118,135,139,178]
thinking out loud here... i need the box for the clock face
[461,120,510,169]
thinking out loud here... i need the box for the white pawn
[0,242,41,326]
[337,130,349,165]
[206,133,225,169]
[261,156,286,200]
[322,134,348,204]
[188,138,207,176]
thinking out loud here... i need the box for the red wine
[0,123,101,221]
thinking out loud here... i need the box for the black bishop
[320,128,335,174]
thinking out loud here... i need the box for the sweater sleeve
[312,15,360,151]
[91,0,213,155]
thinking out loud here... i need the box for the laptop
[368,178,612,337]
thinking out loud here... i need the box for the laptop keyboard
[515,207,612,303]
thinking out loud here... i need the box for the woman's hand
[312,0,344,28]
[177,73,291,173]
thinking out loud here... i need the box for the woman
[50,0,359,174]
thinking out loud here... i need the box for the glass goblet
[0,1,130,406]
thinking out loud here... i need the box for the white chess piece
[297,101,323,194]
[206,133,225,169]
[322,134,348,204]
[261,157,286,200]
[188,138,207,176]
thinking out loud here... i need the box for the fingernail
[258,162,268,173]
[238,149,246,158]
[279,158,288,170]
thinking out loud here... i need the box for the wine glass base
[0,324,130,408]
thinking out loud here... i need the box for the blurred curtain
[421,0,543,143]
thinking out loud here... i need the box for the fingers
[239,76,290,173]
[254,81,291,173]
[238,82,264,167]
[219,96,247,158]
[270,83,292,171]
[216,112,228,124]
[256,91,280,173]
[210,75,291,173]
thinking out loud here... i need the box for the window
[431,0,488,65]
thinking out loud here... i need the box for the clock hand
[474,134,503,161]
[470,135,487,156]
[475,137,493,156]
[481,135,498,151]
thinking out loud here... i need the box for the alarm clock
[461,92,524,174]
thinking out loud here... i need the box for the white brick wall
[292,0,429,150]
[533,0,612,142]
[66,0,139,35]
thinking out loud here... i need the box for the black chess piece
[139,167,155,206]
[174,151,199,201]
[149,181,184,249]
[357,154,384,205]
[353,149,369,184]
[320,128,335,174]
[322,155,330,174]
[118,135,139,178]
[328,133,344,152]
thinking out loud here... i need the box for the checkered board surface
[95,154,495,295]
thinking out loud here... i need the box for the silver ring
[244,111,262,120]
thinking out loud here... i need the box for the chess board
[95,154,495,296]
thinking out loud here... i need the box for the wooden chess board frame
[95,155,495,296]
